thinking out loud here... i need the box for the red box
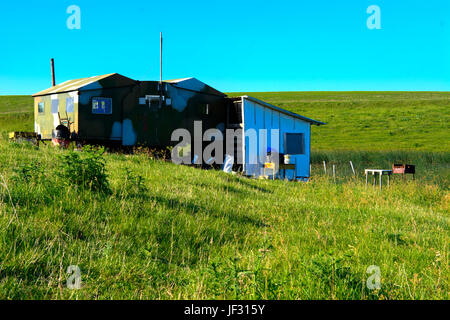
[392,164,415,174]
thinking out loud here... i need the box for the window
[196,103,210,115]
[38,102,45,113]
[92,97,112,114]
[228,102,242,124]
[66,97,74,113]
[51,99,59,114]
[284,133,305,155]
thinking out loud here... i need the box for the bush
[57,145,111,193]
[11,160,44,184]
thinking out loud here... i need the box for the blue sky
[0,0,449,94]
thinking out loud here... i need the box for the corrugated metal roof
[165,77,225,97]
[241,95,325,126]
[32,73,136,97]
[164,77,193,83]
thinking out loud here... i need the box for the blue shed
[227,96,324,180]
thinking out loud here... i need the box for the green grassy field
[1,92,449,151]
[228,91,450,151]
[0,93,448,299]
[0,96,33,133]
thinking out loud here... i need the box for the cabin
[32,74,324,180]
[32,74,227,146]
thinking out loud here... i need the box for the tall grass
[0,93,448,299]
[311,150,450,187]
[0,139,447,299]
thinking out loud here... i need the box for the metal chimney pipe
[51,58,56,86]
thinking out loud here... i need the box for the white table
[365,169,392,190]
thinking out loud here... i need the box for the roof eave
[31,73,131,97]
[241,95,326,126]
[32,89,79,97]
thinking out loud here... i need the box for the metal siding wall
[271,110,281,179]
[279,114,292,179]
[242,97,311,179]
[244,100,261,176]
[278,115,310,179]
[293,119,310,178]
[255,102,265,176]
[243,99,254,175]
[264,108,272,168]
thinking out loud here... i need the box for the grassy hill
[228,91,450,152]
[0,96,33,133]
[0,93,448,299]
[0,142,447,299]
[1,92,449,151]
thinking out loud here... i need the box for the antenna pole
[160,32,163,84]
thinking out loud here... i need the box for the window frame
[51,99,59,114]
[66,97,74,113]
[196,103,209,116]
[283,132,305,155]
[38,102,45,113]
[91,97,113,115]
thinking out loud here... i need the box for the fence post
[323,161,327,174]
[350,161,356,175]
[333,164,336,182]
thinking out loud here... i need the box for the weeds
[119,168,148,196]
[57,145,111,194]
[11,160,44,183]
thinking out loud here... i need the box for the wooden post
[350,161,355,175]
[365,171,368,186]
[379,173,382,191]
[323,161,327,174]
[333,165,336,182]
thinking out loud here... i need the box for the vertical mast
[160,32,163,85]
[51,58,56,86]
[158,32,163,111]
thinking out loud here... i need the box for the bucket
[284,154,291,164]
[52,125,71,148]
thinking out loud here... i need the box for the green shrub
[11,160,44,183]
[57,145,111,193]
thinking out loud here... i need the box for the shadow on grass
[150,194,270,229]
[218,174,273,194]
